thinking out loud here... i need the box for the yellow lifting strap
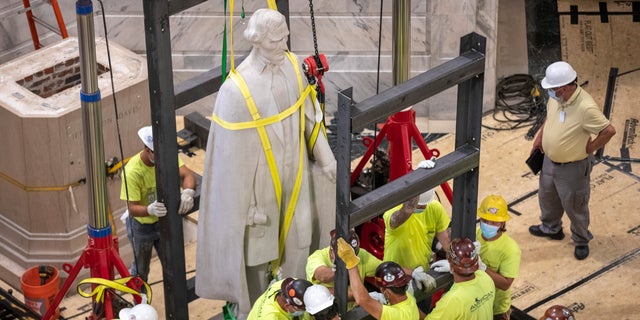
[77,276,152,304]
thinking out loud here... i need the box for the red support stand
[350,108,453,201]
[351,109,453,259]
[42,225,141,320]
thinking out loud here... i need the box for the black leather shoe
[574,245,589,260]
[528,225,565,240]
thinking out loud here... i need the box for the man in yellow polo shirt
[529,61,615,260]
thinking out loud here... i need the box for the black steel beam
[168,0,207,16]
[173,57,245,109]
[450,32,485,240]
[349,144,480,228]
[350,50,486,132]
[183,112,211,149]
[143,0,189,318]
[335,88,353,317]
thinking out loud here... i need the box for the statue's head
[244,8,289,65]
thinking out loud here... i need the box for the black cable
[97,0,140,277]
[482,74,547,140]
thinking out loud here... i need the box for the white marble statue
[196,8,336,318]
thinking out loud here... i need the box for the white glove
[120,210,129,224]
[477,254,487,271]
[178,188,195,214]
[417,156,436,169]
[472,241,487,271]
[368,291,387,305]
[147,201,167,217]
[412,266,436,291]
[430,260,451,273]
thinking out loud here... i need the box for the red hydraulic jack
[351,108,453,259]
[42,226,142,320]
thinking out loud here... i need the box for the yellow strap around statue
[227,70,285,209]
[210,87,312,130]
[77,277,152,304]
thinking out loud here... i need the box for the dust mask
[480,221,499,239]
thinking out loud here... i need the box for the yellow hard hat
[477,195,510,222]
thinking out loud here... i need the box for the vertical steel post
[142,0,189,318]
[335,88,353,317]
[451,33,486,240]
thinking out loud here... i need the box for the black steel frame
[335,32,486,318]
[141,0,484,316]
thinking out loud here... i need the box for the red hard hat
[374,261,411,288]
[448,237,479,276]
[330,229,360,255]
[281,278,312,310]
[540,305,575,320]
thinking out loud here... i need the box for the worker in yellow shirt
[336,237,420,320]
[475,195,521,319]
[247,277,312,320]
[427,237,495,319]
[383,190,451,272]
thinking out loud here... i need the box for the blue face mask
[480,221,500,239]
[291,310,305,317]
[547,89,562,102]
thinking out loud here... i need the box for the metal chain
[308,0,319,56]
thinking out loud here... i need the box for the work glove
[430,260,451,273]
[336,238,360,269]
[477,254,487,271]
[412,266,436,291]
[368,292,387,305]
[417,156,436,169]
[472,241,487,271]
[147,201,167,217]
[178,188,195,215]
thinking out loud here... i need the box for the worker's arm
[336,238,383,319]
[531,118,546,154]
[347,266,383,319]
[179,165,196,190]
[313,265,335,284]
[435,230,451,253]
[484,268,514,291]
[389,196,419,229]
[127,200,163,218]
[586,124,616,154]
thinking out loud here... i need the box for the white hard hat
[118,303,158,320]
[418,189,435,206]
[540,61,577,89]
[304,285,334,315]
[137,126,154,151]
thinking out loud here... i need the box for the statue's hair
[244,8,287,44]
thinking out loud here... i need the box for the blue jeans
[126,218,164,282]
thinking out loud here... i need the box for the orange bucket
[20,265,60,318]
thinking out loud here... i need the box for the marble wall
[0,0,504,134]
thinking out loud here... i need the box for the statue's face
[258,23,289,65]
